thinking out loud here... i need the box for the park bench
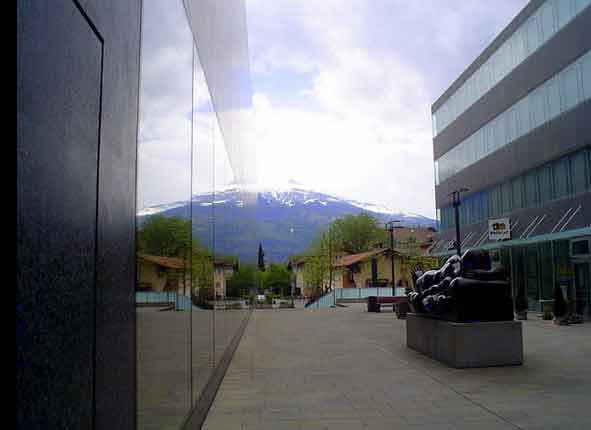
[367,296,409,318]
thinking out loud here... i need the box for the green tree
[330,213,388,254]
[137,215,191,257]
[302,230,335,293]
[226,264,257,298]
[262,264,292,296]
[191,248,214,300]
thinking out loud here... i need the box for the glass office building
[430,0,591,318]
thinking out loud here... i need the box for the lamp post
[385,220,401,296]
[450,188,469,256]
[289,227,295,304]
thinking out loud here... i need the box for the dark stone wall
[17,1,141,429]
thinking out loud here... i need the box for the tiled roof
[333,248,395,268]
[138,253,185,270]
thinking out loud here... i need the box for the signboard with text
[488,218,510,241]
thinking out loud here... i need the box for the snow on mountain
[139,182,434,223]
[137,182,437,262]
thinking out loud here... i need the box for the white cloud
[248,0,437,217]
[137,0,529,218]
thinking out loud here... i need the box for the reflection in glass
[136,0,254,428]
[136,0,193,429]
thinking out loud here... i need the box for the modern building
[18,1,255,429]
[430,0,591,318]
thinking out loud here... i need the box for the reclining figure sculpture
[407,249,514,323]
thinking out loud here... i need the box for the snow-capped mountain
[138,183,436,262]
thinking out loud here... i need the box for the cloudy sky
[246,0,529,218]
[138,0,528,218]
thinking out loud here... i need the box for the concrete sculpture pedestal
[406,313,523,368]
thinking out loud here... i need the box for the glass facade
[509,238,590,318]
[436,50,591,184]
[432,0,591,136]
[439,148,590,230]
[136,1,255,428]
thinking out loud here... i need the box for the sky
[137,0,528,218]
[246,0,529,218]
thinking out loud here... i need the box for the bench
[367,296,408,317]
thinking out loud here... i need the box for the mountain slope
[138,185,436,263]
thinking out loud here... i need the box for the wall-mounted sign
[488,218,510,241]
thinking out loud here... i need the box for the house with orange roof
[136,253,188,294]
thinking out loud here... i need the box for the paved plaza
[203,304,591,430]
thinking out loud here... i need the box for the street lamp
[449,188,469,256]
[289,227,295,303]
[385,220,401,296]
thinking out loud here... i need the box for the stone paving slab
[203,305,591,429]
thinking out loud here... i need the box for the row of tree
[137,215,292,299]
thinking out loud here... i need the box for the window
[516,97,530,138]
[501,181,512,214]
[496,116,507,149]
[526,14,540,55]
[524,170,539,207]
[481,191,489,221]
[555,0,574,29]
[512,177,523,210]
[489,185,501,217]
[513,28,527,66]
[539,1,557,44]
[539,164,553,203]
[553,158,569,198]
[531,87,547,129]
[432,0,589,138]
[570,150,588,193]
[546,76,561,120]
[571,238,590,256]
[560,63,581,112]
[582,52,591,101]
[575,0,591,14]
[434,52,590,184]
[506,107,517,143]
